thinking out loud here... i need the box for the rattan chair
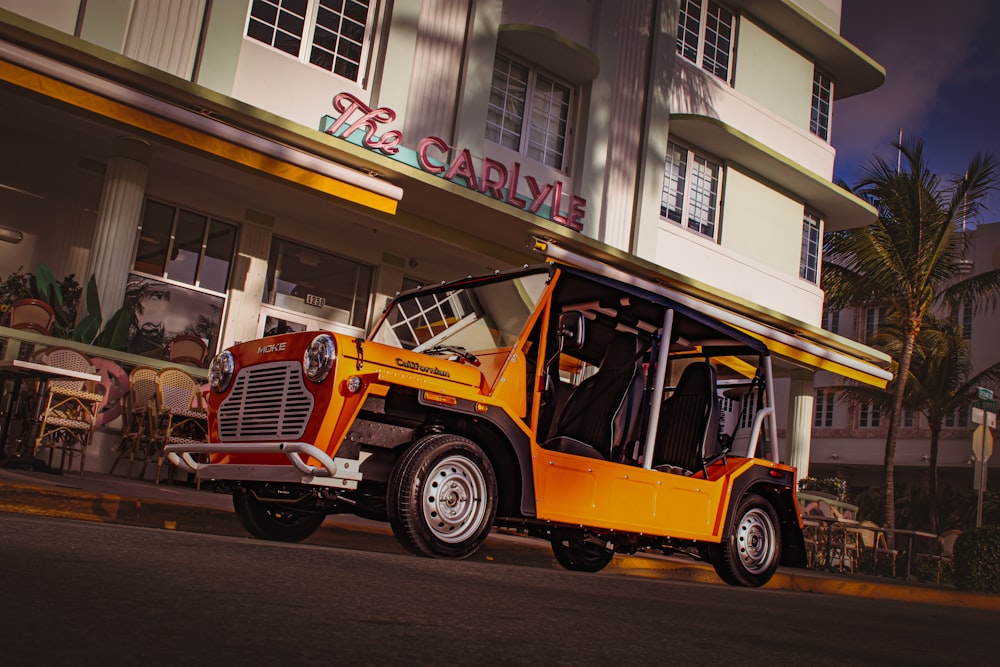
[109,367,159,480]
[5,298,56,360]
[8,298,55,334]
[30,347,103,473]
[150,367,208,484]
[915,529,962,584]
[166,334,209,368]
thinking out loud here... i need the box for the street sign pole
[971,409,995,528]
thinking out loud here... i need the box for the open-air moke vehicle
[167,242,818,587]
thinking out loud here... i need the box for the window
[246,0,374,83]
[814,389,834,428]
[486,52,573,170]
[800,213,821,283]
[899,409,915,428]
[134,199,237,293]
[945,406,970,428]
[864,306,887,342]
[676,0,735,82]
[810,69,833,141]
[822,308,840,334]
[859,402,881,428]
[662,140,721,239]
[263,237,373,329]
[954,300,973,339]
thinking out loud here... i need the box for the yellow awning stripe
[741,329,889,388]
[0,60,397,215]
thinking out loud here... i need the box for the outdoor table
[882,527,938,581]
[0,359,102,469]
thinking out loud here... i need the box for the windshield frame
[369,265,554,354]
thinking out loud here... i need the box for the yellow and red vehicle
[166,243,807,586]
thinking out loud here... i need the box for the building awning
[0,37,401,215]
[535,238,892,388]
[669,115,876,231]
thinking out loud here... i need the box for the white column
[87,137,150,323]
[220,221,272,349]
[787,370,815,477]
[123,0,206,79]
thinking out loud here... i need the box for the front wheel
[233,490,326,543]
[387,434,498,559]
[709,493,781,587]
[550,529,615,572]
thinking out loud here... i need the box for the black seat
[652,361,722,475]
[544,331,645,461]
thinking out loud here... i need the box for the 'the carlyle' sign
[322,92,585,231]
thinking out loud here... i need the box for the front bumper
[164,441,368,489]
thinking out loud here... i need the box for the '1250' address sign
[323,92,585,231]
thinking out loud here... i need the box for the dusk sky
[832,0,1000,222]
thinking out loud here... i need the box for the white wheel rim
[737,507,777,575]
[422,454,489,544]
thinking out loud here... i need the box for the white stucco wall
[721,167,807,279]
[733,18,813,133]
[0,0,80,34]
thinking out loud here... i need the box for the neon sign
[323,93,585,231]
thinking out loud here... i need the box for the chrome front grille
[217,362,314,441]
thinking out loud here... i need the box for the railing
[0,326,208,380]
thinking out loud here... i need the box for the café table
[0,358,103,469]
[881,527,938,581]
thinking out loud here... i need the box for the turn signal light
[424,391,457,406]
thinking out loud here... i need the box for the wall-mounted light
[828,453,839,460]
[0,225,23,244]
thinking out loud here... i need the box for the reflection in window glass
[263,237,373,329]
[124,274,224,358]
[168,210,207,285]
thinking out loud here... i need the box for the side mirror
[558,311,585,352]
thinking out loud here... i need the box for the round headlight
[304,334,336,383]
[209,351,235,393]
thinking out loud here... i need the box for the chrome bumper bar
[163,441,367,489]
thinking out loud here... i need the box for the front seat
[544,331,645,460]
[652,361,721,475]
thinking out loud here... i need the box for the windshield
[371,270,550,354]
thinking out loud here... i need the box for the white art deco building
[0,0,889,472]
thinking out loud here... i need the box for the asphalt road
[0,514,996,666]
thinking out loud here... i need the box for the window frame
[676,0,736,83]
[800,212,822,283]
[661,139,724,241]
[858,402,881,428]
[132,198,238,296]
[245,0,376,85]
[485,50,575,172]
[810,68,833,141]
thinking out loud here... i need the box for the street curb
[2,478,999,611]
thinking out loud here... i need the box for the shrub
[953,527,1000,593]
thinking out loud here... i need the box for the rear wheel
[233,490,325,543]
[387,434,498,559]
[709,493,781,587]
[550,529,615,573]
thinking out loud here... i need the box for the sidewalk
[2,465,998,611]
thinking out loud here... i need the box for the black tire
[550,529,615,573]
[387,434,498,559]
[709,493,781,587]
[233,490,326,543]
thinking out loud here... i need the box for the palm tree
[822,137,1000,538]
[904,317,1000,531]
